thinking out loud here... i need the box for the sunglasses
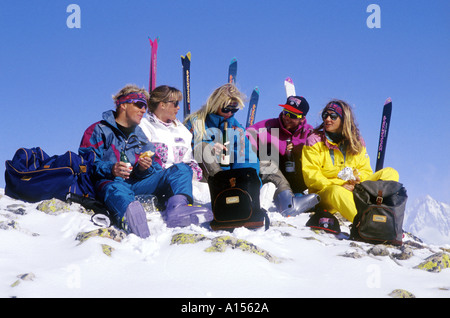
[282,109,303,119]
[131,100,148,109]
[165,100,180,107]
[221,105,239,114]
[322,112,339,121]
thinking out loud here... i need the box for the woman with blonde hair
[301,99,399,222]
[184,83,259,179]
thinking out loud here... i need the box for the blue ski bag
[5,147,96,202]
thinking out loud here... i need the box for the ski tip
[230,57,237,64]
[249,87,260,99]
[148,36,159,46]
[181,51,191,60]
[285,77,293,84]
[384,97,392,105]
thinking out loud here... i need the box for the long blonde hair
[184,83,245,139]
[316,99,363,155]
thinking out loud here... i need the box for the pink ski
[148,37,159,92]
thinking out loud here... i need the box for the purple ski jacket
[246,112,313,159]
[246,112,313,193]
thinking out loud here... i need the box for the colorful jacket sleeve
[78,122,115,181]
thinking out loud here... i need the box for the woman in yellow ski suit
[301,100,399,222]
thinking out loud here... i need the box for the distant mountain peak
[404,195,450,245]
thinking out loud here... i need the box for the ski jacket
[246,113,313,192]
[301,131,373,193]
[246,113,313,159]
[140,113,202,181]
[185,113,259,174]
[79,110,159,183]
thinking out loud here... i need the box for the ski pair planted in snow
[148,42,259,125]
[227,58,260,128]
[149,36,191,118]
[181,55,260,126]
[148,36,192,118]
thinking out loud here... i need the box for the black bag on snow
[351,180,407,246]
[5,147,96,203]
[66,192,112,227]
[207,168,268,231]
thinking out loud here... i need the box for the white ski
[284,77,296,97]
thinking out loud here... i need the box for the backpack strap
[376,190,383,205]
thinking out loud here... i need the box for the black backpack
[207,168,268,231]
[351,180,407,246]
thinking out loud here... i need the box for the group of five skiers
[79,83,399,238]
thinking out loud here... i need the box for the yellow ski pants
[317,167,399,222]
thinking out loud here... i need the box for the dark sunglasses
[134,101,148,109]
[165,100,180,107]
[221,105,239,114]
[322,112,339,121]
[282,109,303,119]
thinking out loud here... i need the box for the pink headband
[115,92,148,108]
[324,103,343,119]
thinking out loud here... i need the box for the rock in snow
[0,185,449,299]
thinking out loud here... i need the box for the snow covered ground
[1,184,449,300]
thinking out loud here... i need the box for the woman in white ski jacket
[140,85,203,181]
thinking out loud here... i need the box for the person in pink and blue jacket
[78,84,212,238]
[247,96,319,217]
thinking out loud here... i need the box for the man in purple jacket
[247,96,320,216]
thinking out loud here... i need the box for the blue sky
[1,0,449,204]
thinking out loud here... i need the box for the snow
[1,184,450,300]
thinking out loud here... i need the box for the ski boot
[121,201,150,238]
[164,194,213,228]
[275,190,320,217]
